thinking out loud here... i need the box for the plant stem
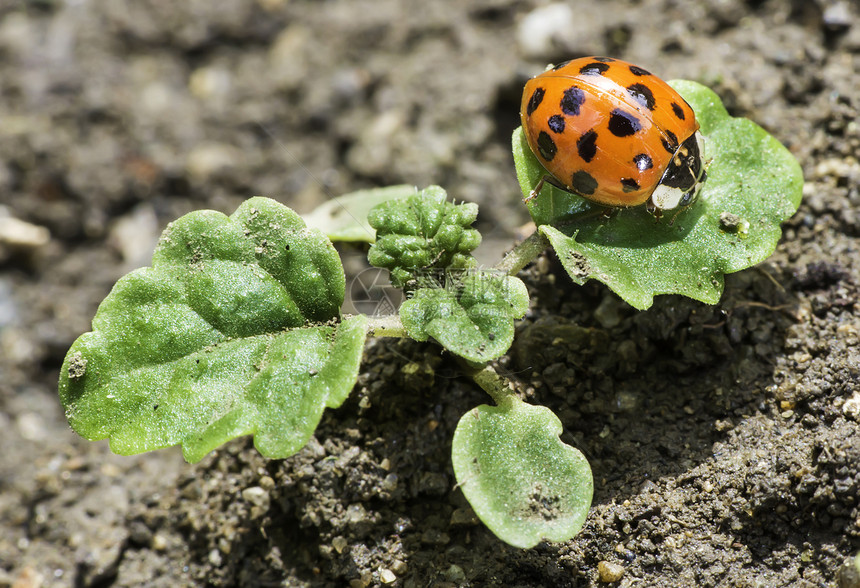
[494,229,549,275]
[364,314,409,338]
[457,359,517,406]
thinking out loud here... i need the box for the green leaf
[452,397,593,548]
[58,197,367,463]
[513,81,803,309]
[303,184,417,243]
[399,272,528,362]
[367,186,481,287]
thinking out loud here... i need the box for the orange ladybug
[520,56,706,216]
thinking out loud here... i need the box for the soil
[1,0,859,586]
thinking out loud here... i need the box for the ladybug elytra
[520,56,706,217]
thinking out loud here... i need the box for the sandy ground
[1,0,859,586]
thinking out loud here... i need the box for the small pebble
[719,211,741,231]
[332,537,348,554]
[152,533,168,552]
[186,142,239,180]
[241,486,269,508]
[598,561,625,582]
[843,392,860,422]
[0,211,50,249]
[516,3,574,58]
[209,549,223,567]
[379,568,396,584]
[444,564,466,583]
[823,2,852,31]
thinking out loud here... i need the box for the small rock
[389,559,408,575]
[151,533,168,552]
[0,209,50,263]
[189,66,232,100]
[349,571,372,588]
[186,142,239,180]
[823,2,852,32]
[16,412,46,441]
[838,552,860,588]
[345,503,368,525]
[379,568,396,584]
[241,486,269,507]
[11,566,43,588]
[443,564,466,584]
[516,4,574,58]
[594,295,623,329]
[843,391,860,422]
[128,521,153,547]
[597,560,625,583]
[719,211,741,231]
[719,211,749,235]
[108,204,159,268]
[449,507,479,527]
[208,549,222,567]
[332,536,348,554]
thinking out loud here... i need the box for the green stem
[365,314,408,338]
[494,229,549,275]
[457,359,516,406]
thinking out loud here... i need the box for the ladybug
[520,56,706,217]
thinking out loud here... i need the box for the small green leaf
[58,197,367,462]
[367,186,481,287]
[399,272,528,362]
[452,397,593,548]
[303,184,417,243]
[513,81,803,309]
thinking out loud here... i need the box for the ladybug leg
[525,176,547,203]
[599,208,617,220]
[646,199,661,220]
[525,175,571,203]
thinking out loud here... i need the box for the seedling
[58,81,801,548]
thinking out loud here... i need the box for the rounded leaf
[58,198,366,462]
[452,398,593,548]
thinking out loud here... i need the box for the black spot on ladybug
[552,60,571,70]
[592,57,615,63]
[537,131,557,161]
[579,62,610,76]
[548,114,565,133]
[671,102,686,120]
[608,109,641,137]
[571,170,598,195]
[626,83,656,111]
[629,65,652,76]
[577,129,598,162]
[561,86,585,116]
[634,153,653,171]
[527,87,545,116]
[661,129,679,154]
[621,178,640,192]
